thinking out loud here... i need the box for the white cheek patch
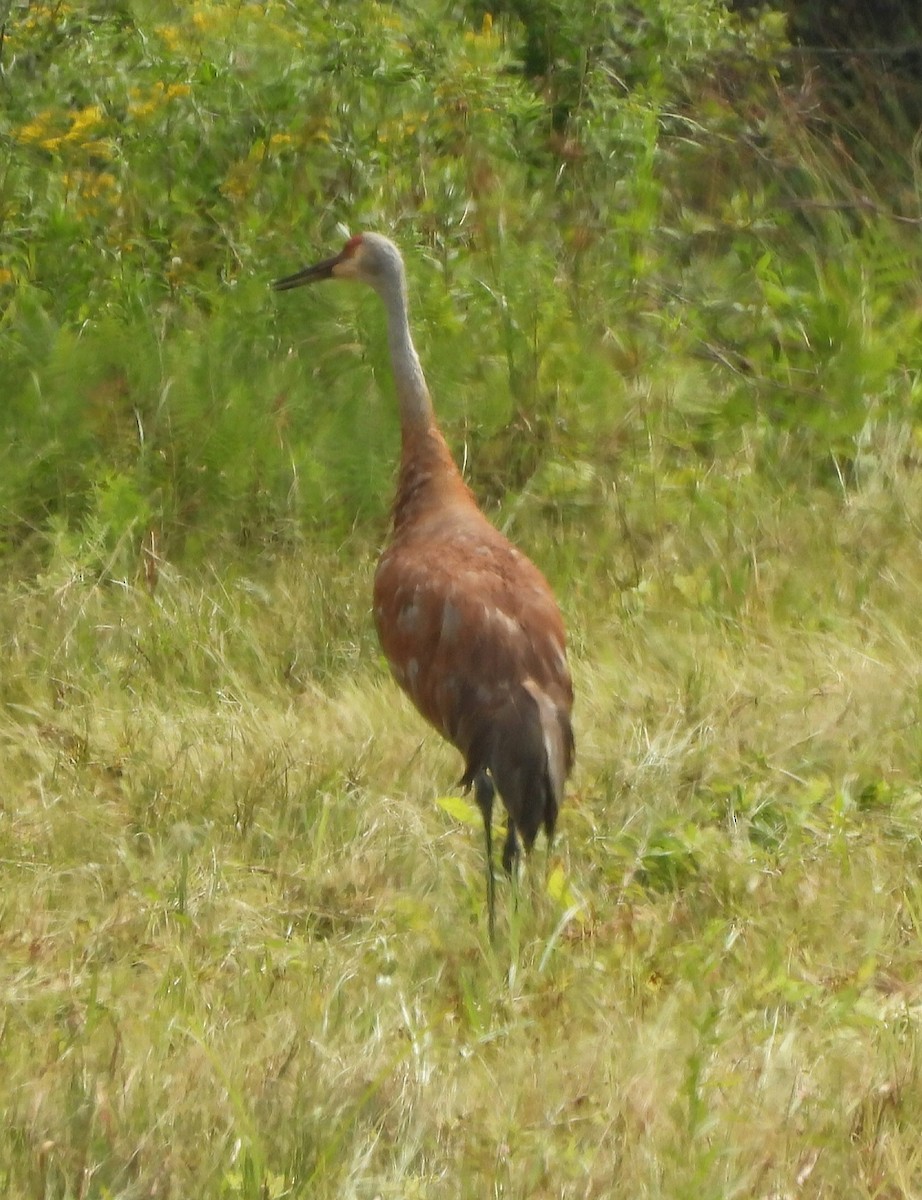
[332,257,361,280]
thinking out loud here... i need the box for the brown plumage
[273,232,574,936]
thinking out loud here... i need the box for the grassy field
[4,2,922,1197]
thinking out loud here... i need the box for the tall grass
[3,1,922,1196]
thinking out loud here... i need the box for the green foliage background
[4,0,920,567]
[4,3,922,1198]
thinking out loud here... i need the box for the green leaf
[434,795,482,827]
[546,864,585,919]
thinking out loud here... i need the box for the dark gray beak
[272,250,344,292]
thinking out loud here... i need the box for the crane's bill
[272,254,341,291]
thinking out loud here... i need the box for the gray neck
[375,266,434,432]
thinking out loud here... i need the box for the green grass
[6,482,922,1197]
[4,0,922,1196]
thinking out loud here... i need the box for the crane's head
[272,232,404,296]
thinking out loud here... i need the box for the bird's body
[374,419,573,863]
[274,233,574,934]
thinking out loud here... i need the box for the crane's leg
[501,825,520,875]
[502,824,522,926]
[472,770,496,942]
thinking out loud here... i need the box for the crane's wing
[372,513,573,778]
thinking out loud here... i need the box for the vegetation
[2,1,922,1196]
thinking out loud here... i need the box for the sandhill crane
[273,233,574,938]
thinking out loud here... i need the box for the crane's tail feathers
[487,683,573,854]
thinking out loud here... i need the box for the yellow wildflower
[155,25,183,52]
[299,116,333,146]
[17,126,59,148]
[191,6,225,34]
[65,104,105,145]
[0,268,14,287]
[15,109,63,150]
[131,98,158,119]
[129,81,191,120]
[73,170,117,198]
[222,161,254,201]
